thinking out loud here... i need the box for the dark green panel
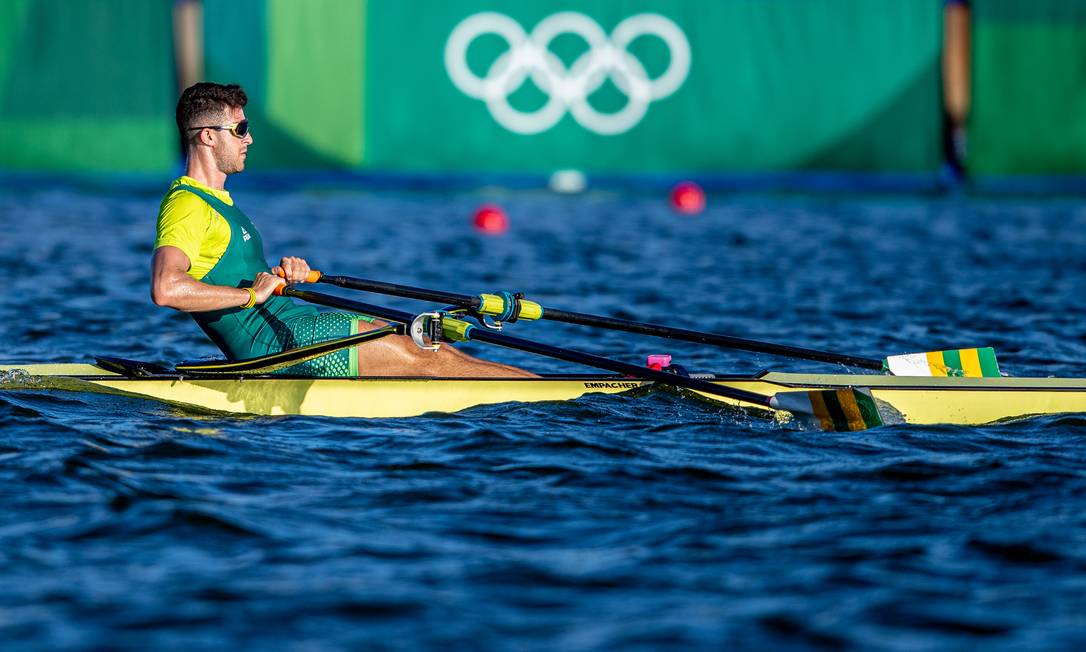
[0,0,173,118]
[970,0,1086,175]
[0,0,175,171]
[972,0,1086,24]
[203,0,268,98]
[803,65,940,171]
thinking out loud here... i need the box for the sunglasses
[188,119,249,139]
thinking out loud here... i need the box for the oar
[274,285,893,431]
[288,271,999,377]
[175,325,401,375]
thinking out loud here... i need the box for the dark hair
[176,82,248,147]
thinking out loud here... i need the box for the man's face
[211,105,253,175]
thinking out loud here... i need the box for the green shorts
[274,311,377,377]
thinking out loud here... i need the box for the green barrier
[15,0,1086,180]
[0,0,176,172]
[206,0,941,174]
[1,0,943,176]
[969,0,1086,176]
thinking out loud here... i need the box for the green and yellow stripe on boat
[883,347,1000,378]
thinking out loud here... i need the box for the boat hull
[1,363,649,419]
[4,363,1086,425]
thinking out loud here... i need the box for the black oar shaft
[280,287,774,408]
[537,308,882,369]
[319,275,471,308]
[313,274,882,370]
[464,329,773,406]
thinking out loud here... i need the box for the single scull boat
[4,271,1058,431]
[3,358,1084,426]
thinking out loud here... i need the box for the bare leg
[355,333,537,378]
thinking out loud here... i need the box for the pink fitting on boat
[646,354,673,371]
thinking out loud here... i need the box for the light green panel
[266,0,366,167]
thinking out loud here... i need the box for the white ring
[444,11,691,135]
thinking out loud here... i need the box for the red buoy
[669,181,706,215]
[472,204,509,234]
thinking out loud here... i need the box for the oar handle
[274,269,323,283]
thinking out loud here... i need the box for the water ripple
[2,189,1086,650]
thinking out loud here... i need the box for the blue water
[2,184,1086,650]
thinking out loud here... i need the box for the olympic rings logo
[444,12,691,136]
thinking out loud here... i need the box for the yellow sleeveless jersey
[154,176,234,280]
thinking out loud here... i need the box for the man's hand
[251,271,287,304]
[272,256,312,283]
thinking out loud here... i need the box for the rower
[151,82,533,378]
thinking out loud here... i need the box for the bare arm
[151,246,284,312]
